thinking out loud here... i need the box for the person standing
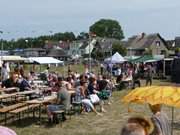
[1,63,10,81]
[100,63,104,75]
[145,64,153,86]
[149,104,171,135]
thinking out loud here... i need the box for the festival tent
[130,55,164,63]
[104,52,126,64]
[0,56,26,67]
[26,57,64,64]
[0,56,26,61]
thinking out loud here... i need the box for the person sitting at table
[1,73,19,88]
[66,76,75,91]
[18,76,31,91]
[47,76,71,123]
[75,81,102,115]
[1,63,10,81]
[87,75,106,112]
[97,75,111,101]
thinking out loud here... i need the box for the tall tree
[89,19,124,40]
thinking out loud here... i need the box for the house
[44,40,70,54]
[47,49,69,61]
[175,37,180,48]
[166,40,175,50]
[68,38,97,58]
[94,38,121,55]
[79,39,97,56]
[125,33,168,56]
[68,40,86,58]
[13,48,47,57]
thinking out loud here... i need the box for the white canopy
[27,57,63,64]
[104,52,126,64]
[0,56,26,61]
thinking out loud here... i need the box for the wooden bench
[52,105,73,126]
[52,110,65,126]
[72,101,82,114]
[0,103,27,124]
[9,104,40,121]
[0,103,27,113]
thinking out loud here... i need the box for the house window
[156,41,160,47]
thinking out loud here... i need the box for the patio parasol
[121,85,180,135]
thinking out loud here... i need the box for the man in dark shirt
[2,74,19,88]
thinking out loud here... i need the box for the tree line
[0,19,126,56]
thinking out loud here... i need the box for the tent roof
[0,56,26,61]
[130,55,164,63]
[27,57,63,64]
[104,52,126,63]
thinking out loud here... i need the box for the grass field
[3,79,180,135]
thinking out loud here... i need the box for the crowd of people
[0,62,171,135]
[1,63,115,124]
[101,62,154,89]
[45,69,114,122]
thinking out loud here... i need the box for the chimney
[141,32,145,38]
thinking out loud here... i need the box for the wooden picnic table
[26,95,57,123]
[26,95,56,104]
[17,90,39,95]
[68,90,75,95]
[1,87,18,94]
[0,93,17,101]
[33,80,44,85]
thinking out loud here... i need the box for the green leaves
[89,19,124,40]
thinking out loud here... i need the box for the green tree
[89,19,124,40]
[112,42,127,56]
[52,32,76,41]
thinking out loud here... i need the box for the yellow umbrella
[122,85,180,106]
[121,85,180,135]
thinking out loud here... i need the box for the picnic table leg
[4,113,7,125]
[38,104,42,124]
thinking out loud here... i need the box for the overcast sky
[0,0,180,40]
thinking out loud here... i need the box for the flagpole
[89,34,91,73]
[0,31,3,82]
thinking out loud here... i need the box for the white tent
[0,55,26,67]
[26,57,64,64]
[104,52,126,64]
[1,56,26,61]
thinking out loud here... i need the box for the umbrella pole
[171,107,174,135]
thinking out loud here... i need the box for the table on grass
[17,90,39,95]
[26,95,57,123]
[1,87,18,94]
[0,93,17,102]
